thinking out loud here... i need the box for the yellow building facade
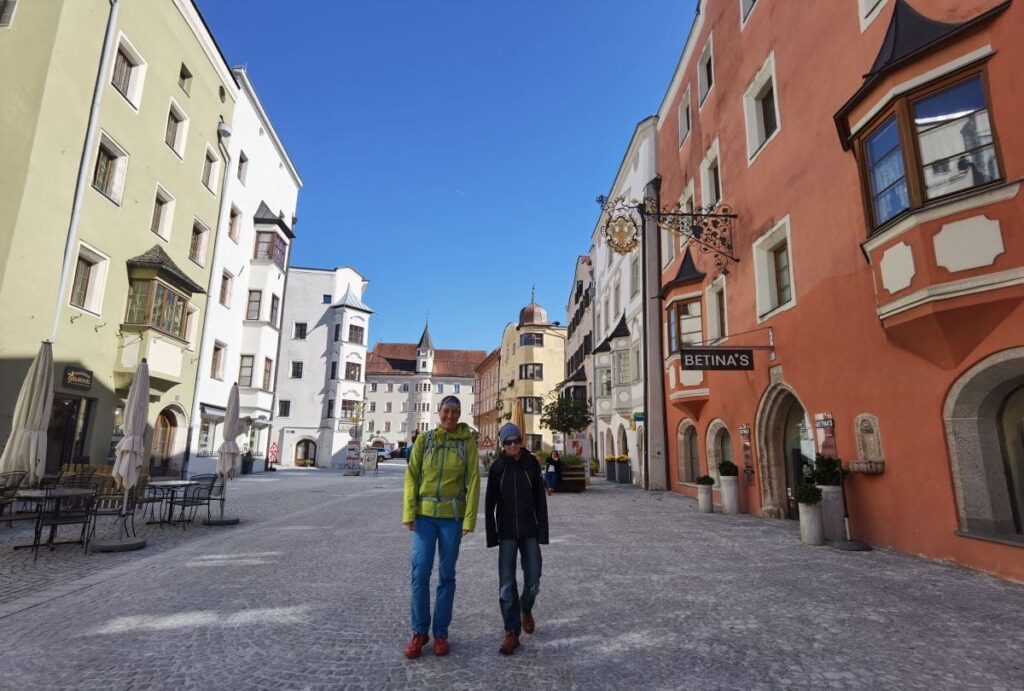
[497,301,566,455]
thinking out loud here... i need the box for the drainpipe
[183,129,234,477]
[49,0,120,340]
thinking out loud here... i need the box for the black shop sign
[680,348,754,371]
[63,366,93,390]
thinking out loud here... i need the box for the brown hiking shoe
[432,636,449,656]
[404,633,429,659]
[499,632,520,655]
[522,610,535,634]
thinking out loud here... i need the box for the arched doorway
[150,410,177,472]
[999,386,1024,533]
[295,439,317,466]
[755,384,814,519]
[604,428,614,459]
[677,419,698,483]
[705,419,734,483]
[618,425,628,458]
[944,347,1024,537]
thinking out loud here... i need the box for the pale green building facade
[0,0,237,474]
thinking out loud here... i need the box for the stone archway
[754,383,811,519]
[944,347,1024,537]
[150,405,187,473]
[617,425,628,458]
[676,418,698,484]
[705,418,733,483]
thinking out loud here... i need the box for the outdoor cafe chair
[167,474,217,527]
[0,470,29,524]
[90,484,140,541]
[31,481,99,561]
[134,477,164,522]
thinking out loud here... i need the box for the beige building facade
[0,0,237,474]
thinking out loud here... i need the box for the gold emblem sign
[605,215,640,254]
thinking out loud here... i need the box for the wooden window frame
[246,290,261,320]
[771,242,791,308]
[853,63,1005,234]
[263,358,274,390]
[111,47,133,98]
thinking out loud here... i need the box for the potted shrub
[718,460,740,514]
[615,454,632,484]
[695,475,715,513]
[793,483,825,545]
[813,454,845,542]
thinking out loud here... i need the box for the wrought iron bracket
[596,194,739,273]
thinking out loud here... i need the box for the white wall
[274,267,371,468]
[188,68,301,473]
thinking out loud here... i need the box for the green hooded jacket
[402,422,480,531]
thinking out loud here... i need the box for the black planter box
[605,462,616,481]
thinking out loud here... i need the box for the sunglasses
[502,438,522,446]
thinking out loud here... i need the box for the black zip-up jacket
[485,450,549,548]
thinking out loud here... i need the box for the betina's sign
[680,348,754,371]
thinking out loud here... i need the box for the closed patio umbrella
[94,359,148,552]
[111,360,149,493]
[0,341,54,485]
[208,383,241,525]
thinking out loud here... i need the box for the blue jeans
[498,537,542,634]
[410,516,463,638]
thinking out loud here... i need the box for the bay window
[124,279,191,340]
[857,69,1002,230]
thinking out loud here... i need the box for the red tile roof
[367,343,488,378]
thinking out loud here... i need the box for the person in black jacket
[485,422,549,655]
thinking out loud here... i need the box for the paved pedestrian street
[1,466,1022,690]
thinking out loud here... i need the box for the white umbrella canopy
[111,360,149,491]
[216,383,241,479]
[0,341,54,485]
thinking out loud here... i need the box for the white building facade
[273,267,372,468]
[590,117,658,485]
[187,67,302,476]
[364,326,485,453]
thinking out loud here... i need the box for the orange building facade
[655,0,1024,580]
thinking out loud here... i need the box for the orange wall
[656,0,1024,581]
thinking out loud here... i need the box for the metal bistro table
[12,487,95,552]
[146,480,196,527]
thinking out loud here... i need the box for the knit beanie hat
[439,395,461,410]
[498,423,522,446]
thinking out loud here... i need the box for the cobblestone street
[1,466,1022,690]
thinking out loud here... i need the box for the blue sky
[197,1,696,353]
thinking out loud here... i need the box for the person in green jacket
[402,395,480,659]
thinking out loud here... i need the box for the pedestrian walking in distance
[485,422,549,655]
[545,449,562,496]
[402,395,480,659]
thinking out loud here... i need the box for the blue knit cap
[498,423,522,445]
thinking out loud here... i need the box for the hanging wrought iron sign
[596,194,739,273]
[599,195,642,254]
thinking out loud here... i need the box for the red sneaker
[433,636,449,656]
[404,633,429,659]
